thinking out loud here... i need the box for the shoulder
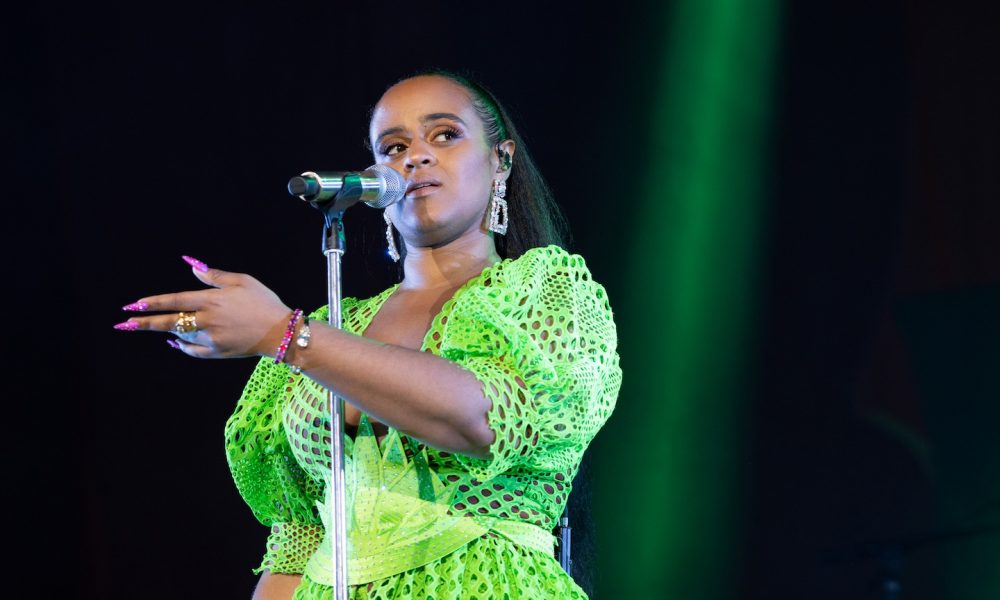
[500,245,609,306]
[508,244,581,268]
[500,245,596,286]
[481,245,616,343]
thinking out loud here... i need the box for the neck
[400,232,500,291]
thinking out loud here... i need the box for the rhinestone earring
[384,210,400,262]
[488,179,508,235]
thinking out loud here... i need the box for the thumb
[182,255,243,288]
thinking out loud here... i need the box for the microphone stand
[291,166,404,600]
[558,507,572,574]
[318,205,349,600]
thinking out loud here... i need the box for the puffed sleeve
[439,245,621,481]
[226,313,335,574]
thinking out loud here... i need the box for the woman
[115,71,621,599]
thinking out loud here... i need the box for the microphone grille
[364,164,406,208]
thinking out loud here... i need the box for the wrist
[283,316,312,374]
[255,308,294,359]
[273,309,304,365]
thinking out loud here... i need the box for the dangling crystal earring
[488,179,508,235]
[384,210,400,262]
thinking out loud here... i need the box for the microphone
[287,164,405,209]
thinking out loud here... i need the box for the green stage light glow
[593,0,780,597]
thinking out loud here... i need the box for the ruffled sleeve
[236,299,366,573]
[439,245,621,481]
[225,357,326,574]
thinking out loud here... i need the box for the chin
[402,221,483,250]
[405,231,461,250]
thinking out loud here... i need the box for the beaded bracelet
[274,308,303,365]
[289,317,311,375]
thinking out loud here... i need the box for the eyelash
[379,127,463,157]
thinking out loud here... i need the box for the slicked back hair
[372,69,572,260]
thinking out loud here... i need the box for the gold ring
[174,311,198,334]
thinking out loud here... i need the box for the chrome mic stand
[289,166,404,600]
[321,207,349,600]
[558,507,572,575]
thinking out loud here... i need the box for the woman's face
[369,76,510,250]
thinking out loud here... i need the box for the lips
[405,180,440,196]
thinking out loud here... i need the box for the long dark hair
[372,69,572,260]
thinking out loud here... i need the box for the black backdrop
[8,1,999,598]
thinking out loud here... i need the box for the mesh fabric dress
[225,246,622,599]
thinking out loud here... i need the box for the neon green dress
[225,246,622,599]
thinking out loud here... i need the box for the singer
[115,70,622,599]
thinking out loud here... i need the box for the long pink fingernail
[113,320,139,331]
[182,255,209,273]
[122,301,149,311]
[166,339,182,350]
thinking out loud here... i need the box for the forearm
[252,571,301,600]
[277,322,494,457]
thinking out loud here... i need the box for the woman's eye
[432,128,461,143]
[380,143,406,156]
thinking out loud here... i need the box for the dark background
[7,0,999,598]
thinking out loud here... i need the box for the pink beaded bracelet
[274,308,303,365]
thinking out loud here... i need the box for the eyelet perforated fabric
[292,534,585,600]
[224,245,621,597]
[225,331,339,574]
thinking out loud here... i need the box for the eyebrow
[374,113,468,145]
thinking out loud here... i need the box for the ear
[494,139,517,183]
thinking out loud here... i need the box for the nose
[403,139,436,170]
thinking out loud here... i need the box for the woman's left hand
[115,256,293,359]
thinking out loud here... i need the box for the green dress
[225,246,622,599]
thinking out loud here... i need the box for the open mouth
[405,181,440,196]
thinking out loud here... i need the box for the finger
[117,313,202,333]
[182,255,246,289]
[174,339,217,359]
[133,289,214,312]
[174,329,213,345]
